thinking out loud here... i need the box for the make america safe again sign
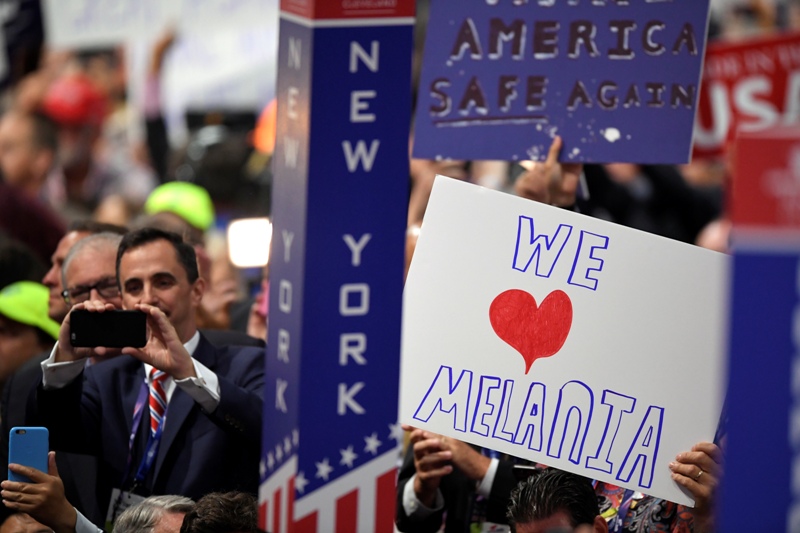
[400,177,727,506]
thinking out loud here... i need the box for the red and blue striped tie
[148,368,167,436]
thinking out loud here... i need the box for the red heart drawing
[489,289,573,374]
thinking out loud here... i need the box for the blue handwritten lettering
[513,215,610,290]
[511,382,547,451]
[513,216,573,277]
[568,231,610,291]
[471,375,503,436]
[413,365,665,491]
[547,380,594,465]
[413,365,473,432]
[586,390,636,474]
[491,379,518,442]
[616,405,664,488]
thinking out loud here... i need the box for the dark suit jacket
[201,328,265,349]
[395,445,518,533]
[32,334,264,513]
[2,353,104,526]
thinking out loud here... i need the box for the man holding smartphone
[33,228,264,523]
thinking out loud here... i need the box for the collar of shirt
[143,330,200,404]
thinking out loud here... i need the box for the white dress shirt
[41,331,221,413]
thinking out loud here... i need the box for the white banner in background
[43,0,274,47]
[126,25,277,147]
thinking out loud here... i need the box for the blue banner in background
[412,0,710,164]
[719,250,798,532]
[717,126,800,533]
[261,6,413,531]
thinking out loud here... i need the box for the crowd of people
[0,0,796,532]
[0,9,280,532]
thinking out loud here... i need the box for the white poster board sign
[126,26,277,147]
[43,0,273,48]
[400,177,728,506]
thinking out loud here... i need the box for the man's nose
[142,285,159,305]
[42,264,59,288]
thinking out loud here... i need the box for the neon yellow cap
[144,182,215,232]
[0,281,60,340]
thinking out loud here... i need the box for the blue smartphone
[8,427,48,482]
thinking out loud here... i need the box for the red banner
[732,125,800,228]
[694,32,800,160]
[281,0,414,20]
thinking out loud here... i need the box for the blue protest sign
[259,2,414,531]
[412,0,711,164]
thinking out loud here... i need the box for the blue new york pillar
[259,2,415,532]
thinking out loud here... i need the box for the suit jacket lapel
[121,362,146,438]
[152,334,218,482]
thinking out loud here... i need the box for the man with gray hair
[57,232,124,366]
[114,495,195,533]
[60,232,124,316]
[3,231,126,528]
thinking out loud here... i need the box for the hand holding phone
[120,303,196,381]
[8,427,48,482]
[3,448,80,532]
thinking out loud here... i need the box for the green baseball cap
[0,281,60,340]
[144,182,215,232]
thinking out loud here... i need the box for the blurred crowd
[0,26,275,347]
[0,0,795,532]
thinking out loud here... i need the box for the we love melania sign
[400,177,728,506]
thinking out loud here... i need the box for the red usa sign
[693,32,800,160]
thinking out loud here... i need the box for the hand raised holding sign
[404,425,452,508]
[403,424,490,509]
[669,441,723,533]
[515,136,583,207]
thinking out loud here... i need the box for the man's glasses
[61,278,120,304]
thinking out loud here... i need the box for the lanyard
[111,380,167,523]
[612,489,634,533]
[123,380,168,489]
[610,488,636,533]
[133,418,165,484]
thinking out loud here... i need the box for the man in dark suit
[32,228,263,521]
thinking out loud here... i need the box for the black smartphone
[69,309,147,348]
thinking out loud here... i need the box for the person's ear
[594,514,609,533]
[191,277,205,307]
